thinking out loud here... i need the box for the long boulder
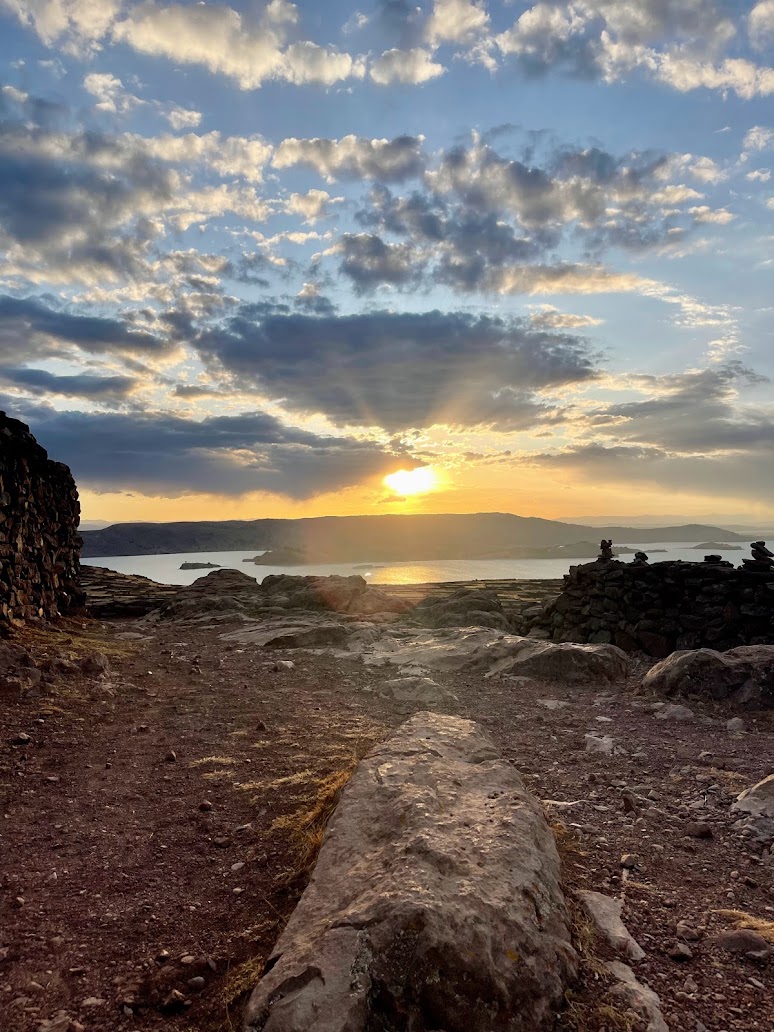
[642,645,774,706]
[244,712,577,1032]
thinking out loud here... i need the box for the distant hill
[79,513,745,560]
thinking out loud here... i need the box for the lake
[81,542,751,586]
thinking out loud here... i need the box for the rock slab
[244,712,577,1031]
[642,645,774,707]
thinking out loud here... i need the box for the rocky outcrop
[0,412,83,624]
[244,712,577,1031]
[149,571,412,624]
[642,645,774,706]
[411,587,512,630]
[359,626,630,682]
[534,560,774,657]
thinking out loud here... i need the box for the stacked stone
[532,560,774,658]
[0,412,84,624]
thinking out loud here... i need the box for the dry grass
[714,908,774,943]
[271,756,360,880]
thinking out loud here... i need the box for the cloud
[425,0,490,44]
[330,233,424,292]
[163,106,202,131]
[83,72,141,114]
[0,366,138,400]
[272,134,426,182]
[0,293,169,359]
[0,399,411,498]
[529,305,604,330]
[111,1,363,90]
[0,0,121,54]
[582,363,773,453]
[285,188,341,223]
[743,125,774,153]
[370,47,446,85]
[492,0,774,98]
[193,306,601,431]
[749,0,774,46]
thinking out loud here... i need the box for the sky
[1,0,773,527]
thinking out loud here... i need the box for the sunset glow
[384,468,438,497]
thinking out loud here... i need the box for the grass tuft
[714,908,774,943]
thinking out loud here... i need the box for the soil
[1,590,773,1032]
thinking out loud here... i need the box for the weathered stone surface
[642,646,774,707]
[377,675,456,706]
[606,962,669,1032]
[493,640,629,683]
[0,412,83,624]
[532,559,774,656]
[731,774,774,846]
[576,891,645,963]
[244,712,577,1032]
[221,619,352,649]
[411,587,512,630]
[358,627,629,682]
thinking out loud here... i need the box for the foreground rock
[642,645,774,707]
[147,571,412,624]
[410,587,512,630]
[358,626,630,682]
[244,712,577,1031]
[732,774,774,846]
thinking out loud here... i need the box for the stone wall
[537,560,774,657]
[0,412,84,624]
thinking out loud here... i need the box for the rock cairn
[597,538,614,561]
[743,540,774,571]
[533,559,774,657]
[0,412,84,624]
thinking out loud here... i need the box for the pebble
[165,750,177,763]
[81,997,105,1007]
[667,942,693,961]
[620,853,640,869]
[187,976,205,991]
[685,821,713,839]
[11,732,31,745]
[199,800,213,812]
[180,955,195,965]
[726,717,745,732]
[677,921,701,941]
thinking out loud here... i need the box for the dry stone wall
[537,560,774,658]
[0,412,84,624]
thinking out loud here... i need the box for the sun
[383,467,438,497]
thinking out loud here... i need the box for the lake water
[81,542,751,586]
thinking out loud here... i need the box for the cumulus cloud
[272,134,426,182]
[3,0,365,89]
[491,0,774,98]
[83,72,141,114]
[370,47,445,84]
[346,136,720,295]
[0,400,412,498]
[193,306,600,431]
[425,0,489,44]
[749,0,774,46]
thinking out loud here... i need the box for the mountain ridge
[79,512,748,560]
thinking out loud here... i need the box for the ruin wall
[0,412,84,624]
[537,560,774,657]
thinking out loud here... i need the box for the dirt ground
[1,604,773,1032]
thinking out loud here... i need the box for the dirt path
[1,613,773,1032]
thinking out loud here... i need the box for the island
[179,561,222,570]
[691,542,743,550]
